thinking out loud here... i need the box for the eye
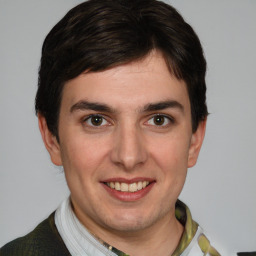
[146,114,173,126]
[84,115,108,127]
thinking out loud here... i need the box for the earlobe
[187,119,207,168]
[38,114,62,166]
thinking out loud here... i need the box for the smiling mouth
[105,181,150,192]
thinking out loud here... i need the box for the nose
[110,122,148,171]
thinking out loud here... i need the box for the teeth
[137,181,142,190]
[106,181,150,192]
[129,183,137,192]
[110,182,115,189]
[120,183,128,192]
[115,182,121,191]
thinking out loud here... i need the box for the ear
[38,114,62,166]
[187,119,207,168]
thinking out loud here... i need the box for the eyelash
[83,114,110,127]
[83,114,174,128]
[145,114,174,127]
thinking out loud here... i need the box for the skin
[39,51,206,256]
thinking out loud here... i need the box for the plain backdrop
[0,1,255,255]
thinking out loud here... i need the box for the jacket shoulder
[0,212,70,256]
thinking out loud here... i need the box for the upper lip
[101,177,155,184]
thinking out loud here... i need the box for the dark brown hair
[35,0,208,138]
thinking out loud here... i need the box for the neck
[81,210,184,256]
[114,216,183,256]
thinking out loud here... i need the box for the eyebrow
[70,99,184,114]
[143,100,184,112]
[70,100,114,113]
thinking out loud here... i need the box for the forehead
[61,52,190,112]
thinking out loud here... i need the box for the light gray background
[0,1,255,255]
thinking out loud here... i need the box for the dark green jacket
[0,213,70,256]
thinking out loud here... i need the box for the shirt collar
[55,197,118,256]
[55,197,200,256]
[172,200,199,255]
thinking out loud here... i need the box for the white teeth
[142,181,149,188]
[110,182,115,189]
[120,183,129,192]
[137,181,142,190]
[115,182,121,191]
[106,181,150,192]
[129,183,137,192]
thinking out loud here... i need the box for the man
[0,0,220,255]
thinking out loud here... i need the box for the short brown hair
[35,0,208,138]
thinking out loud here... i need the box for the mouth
[101,178,155,201]
[104,181,150,193]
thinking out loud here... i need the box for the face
[39,51,205,236]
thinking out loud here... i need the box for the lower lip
[102,182,155,202]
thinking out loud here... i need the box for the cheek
[60,136,109,177]
[149,134,191,172]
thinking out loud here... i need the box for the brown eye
[147,115,172,127]
[153,115,165,125]
[91,116,103,126]
[85,115,107,127]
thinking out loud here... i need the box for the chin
[101,209,163,233]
